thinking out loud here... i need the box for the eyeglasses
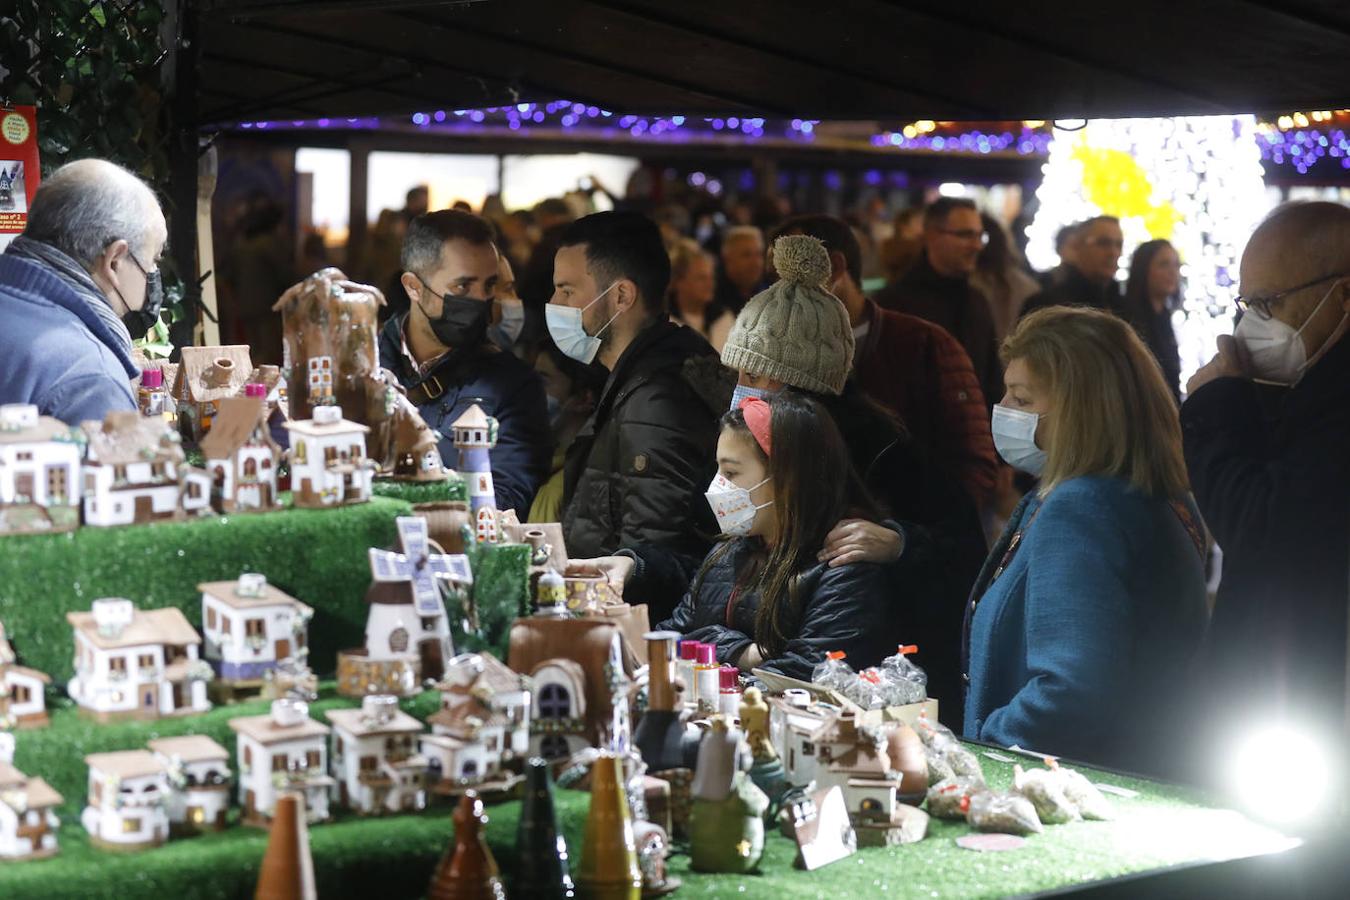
[937,228,989,245]
[1234,272,1349,321]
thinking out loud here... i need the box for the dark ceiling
[195,0,1350,126]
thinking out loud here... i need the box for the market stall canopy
[194,0,1350,126]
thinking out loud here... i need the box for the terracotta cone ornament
[428,791,506,900]
[515,758,576,898]
[578,754,643,900]
[255,792,317,900]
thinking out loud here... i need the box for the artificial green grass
[0,701,1294,900]
[371,476,467,505]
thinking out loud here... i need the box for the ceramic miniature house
[172,345,254,443]
[66,598,213,721]
[0,762,62,860]
[148,734,232,834]
[81,411,212,526]
[284,405,375,508]
[421,653,531,793]
[81,750,170,851]
[0,621,50,728]
[273,271,380,423]
[808,711,899,821]
[0,403,82,534]
[200,394,282,513]
[325,695,428,815]
[451,404,499,542]
[507,614,640,761]
[228,699,333,826]
[386,398,452,482]
[339,517,471,697]
[200,574,312,691]
[768,691,833,787]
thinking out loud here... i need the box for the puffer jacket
[655,538,894,682]
[563,320,733,570]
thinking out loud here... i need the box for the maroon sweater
[853,298,998,506]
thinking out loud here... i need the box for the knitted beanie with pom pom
[719,234,854,395]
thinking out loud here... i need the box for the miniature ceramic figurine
[688,717,769,874]
[739,686,787,806]
[535,567,569,616]
[254,792,317,900]
[451,404,500,543]
[427,791,506,900]
[384,394,453,482]
[148,734,231,834]
[171,345,254,443]
[284,405,376,508]
[81,750,170,851]
[508,604,641,761]
[229,698,334,826]
[0,403,82,534]
[578,754,643,900]
[0,762,62,860]
[422,653,530,798]
[633,631,700,773]
[785,785,856,871]
[339,516,471,696]
[808,710,929,847]
[325,694,428,815]
[633,819,679,897]
[200,574,313,700]
[0,620,50,728]
[81,411,213,526]
[199,393,283,513]
[515,758,576,899]
[66,598,213,721]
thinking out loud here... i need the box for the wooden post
[346,138,371,279]
[162,0,201,354]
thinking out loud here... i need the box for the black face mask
[120,255,164,340]
[418,275,490,348]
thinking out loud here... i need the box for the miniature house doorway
[418,637,444,681]
[275,638,291,660]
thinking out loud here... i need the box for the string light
[1026,116,1273,385]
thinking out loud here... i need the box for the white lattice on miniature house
[284,405,375,508]
[325,695,428,815]
[0,620,50,728]
[66,599,212,722]
[200,574,312,690]
[148,735,231,834]
[80,750,170,852]
[0,403,82,535]
[229,699,333,826]
[0,762,62,860]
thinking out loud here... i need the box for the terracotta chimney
[206,357,235,388]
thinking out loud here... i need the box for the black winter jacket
[655,539,894,682]
[378,315,551,515]
[562,320,733,587]
[1182,333,1350,735]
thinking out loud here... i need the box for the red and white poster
[0,105,40,253]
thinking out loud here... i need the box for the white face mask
[728,382,771,411]
[1235,278,1348,386]
[991,405,1046,476]
[705,473,772,536]
[545,281,622,364]
[488,298,525,351]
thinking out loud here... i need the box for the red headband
[739,396,772,457]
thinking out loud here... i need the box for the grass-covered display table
[0,682,1298,899]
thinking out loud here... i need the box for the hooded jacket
[0,252,138,424]
[563,319,733,595]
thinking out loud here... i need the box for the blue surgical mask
[545,281,622,364]
[991,405,1046,476]
[729,382,770,411]
[488,298,525,351]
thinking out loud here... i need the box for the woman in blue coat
[964,307,1207,777]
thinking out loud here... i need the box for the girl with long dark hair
[655,390,893,680]
[1123,238,1183,401]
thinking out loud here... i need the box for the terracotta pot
[887,723,929,803]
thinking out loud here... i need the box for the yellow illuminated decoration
[1069,138,1182,241]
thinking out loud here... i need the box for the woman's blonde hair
[1002,306,1189,499]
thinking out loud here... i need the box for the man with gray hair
[715,225,767,314]
[0,158,166,423]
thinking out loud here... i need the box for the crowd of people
[3,156,1348,787]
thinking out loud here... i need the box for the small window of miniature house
[244,457,257,477]
[540,735,569,759]
[206,607,217,630]
[461,759,478,778]
[538,683,572,719]
[294,441,307,464]
[860,797,883,814]
[261,457,272,470]
[121,816,142,834]
[388,628,409,653]
[12,684,30,703]
[272,755,287,773]
[306,750,320,770]
[109,657,127,676]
